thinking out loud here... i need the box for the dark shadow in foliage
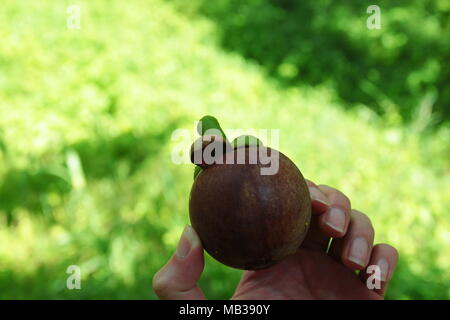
[0,169,71,225]
[181,0,450,127]
[66,129,171,180]
[0,121,179,224]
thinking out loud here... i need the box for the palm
[233,247,381,300]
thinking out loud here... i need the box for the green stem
[196,115,227,141]
[232,135,263,148]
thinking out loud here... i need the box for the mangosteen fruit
[189,116,311,270]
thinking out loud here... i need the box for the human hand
[152,180,398,299]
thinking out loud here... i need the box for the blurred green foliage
[0,0,449,299]
[173,0,450,128]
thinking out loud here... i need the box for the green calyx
[193,115,227,180]
[192,117,264,180]
[232,135,263,149]
[197,115,227,141]
[194,165,202,179]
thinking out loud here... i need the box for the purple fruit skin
[189,146,311,270]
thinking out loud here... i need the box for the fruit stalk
[197,115,227,141]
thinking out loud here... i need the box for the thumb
[152,225,206,300]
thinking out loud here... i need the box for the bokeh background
[0,0,449,299]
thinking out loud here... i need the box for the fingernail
[308,187,330,207]
[325,207,345,233]
[377,258,389,281]
[348,237,369,267]
[176,225,197,259]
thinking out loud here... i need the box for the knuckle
[318,184,351,208]
[337,192,351,208]
[351,209,369,222]
[378,243,399,258]
[317,184,332,191]
[351,210,375,235]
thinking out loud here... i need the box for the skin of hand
[152,180,399,300]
